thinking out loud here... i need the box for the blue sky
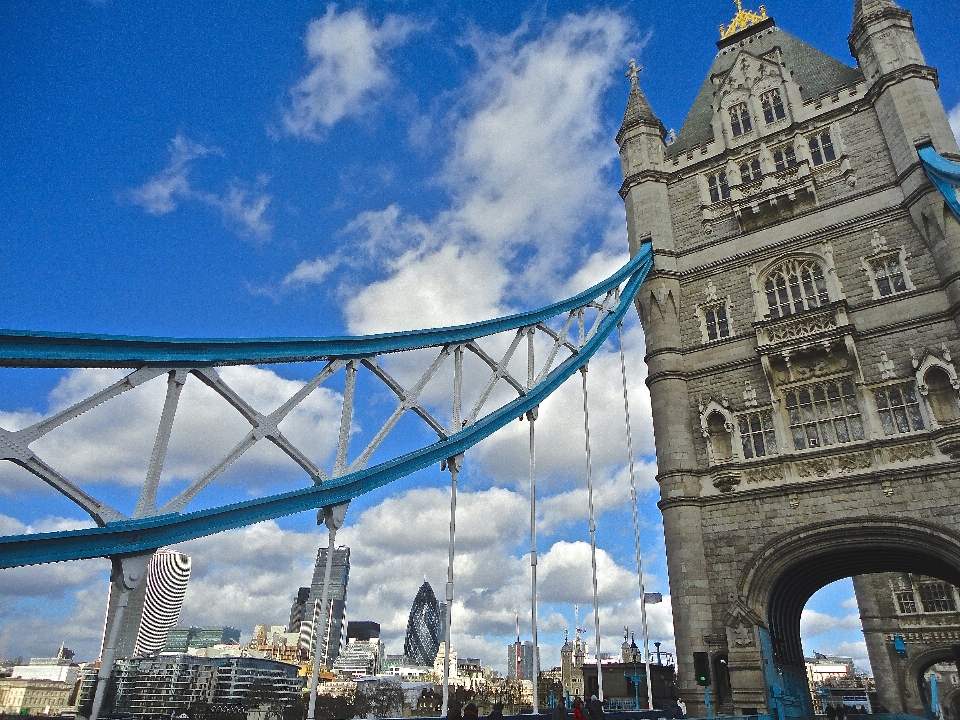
[1,0,958,674]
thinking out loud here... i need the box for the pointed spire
[620,59,660,134]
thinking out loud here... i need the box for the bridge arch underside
[743,517,960,668]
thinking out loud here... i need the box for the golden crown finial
[720,0,769,39]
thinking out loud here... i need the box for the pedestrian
[588,695,604,720]
[572,697,585,720]
[677,699,687,717]
[826,704,836,720]
[553,698,570,720]
[837,704,846,720]
[487,702,504,720]
[464,703,479,719]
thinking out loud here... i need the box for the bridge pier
[89,553,152,720]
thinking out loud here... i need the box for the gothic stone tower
[617,1,960,716]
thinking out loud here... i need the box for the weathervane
[719,0,769,40]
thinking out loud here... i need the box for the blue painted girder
[0,248,649,368]
[919,145,960,222]
[0,243,653,568]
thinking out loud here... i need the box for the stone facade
[617,1,960,717]
[854,573,960,716]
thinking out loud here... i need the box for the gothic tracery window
[809,132,837,165]
[761,89,786,124]
[774,146,797,171]
[784,377,864,450]
[740,158,762,183]
[708,172,731,203]
[730,103,752,138]
[871,256,908,296]
[738,411,776,459]
[873,383,925,436]
[763,258,830,319]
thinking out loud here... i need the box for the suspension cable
[619,322,654,709]
[580,364,604,703]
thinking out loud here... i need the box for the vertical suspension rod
[442,346,464,717]
[527,327,540,714]
[618,323,654,710]
[308,363,356,720]
[581,364,604,703]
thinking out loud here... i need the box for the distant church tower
[618,1,960,717]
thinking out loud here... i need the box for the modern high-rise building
[102,548,191,659]
[298,545,350,668]
[506,641,539,681]
[288,586,310,634]
[346,621,380,642]
[403,581,442,667]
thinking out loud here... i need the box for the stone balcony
[754,302,852,352]
[731,162,817,225]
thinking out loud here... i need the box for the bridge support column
[89,553,152,720]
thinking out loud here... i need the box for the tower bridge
[618,0,960,717]
[4,1,960,720]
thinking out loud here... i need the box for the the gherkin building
[403,581,442,666]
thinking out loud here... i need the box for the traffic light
[952,644,960,673]
[693,652,712,686]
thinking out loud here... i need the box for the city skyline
[2,0,959,676]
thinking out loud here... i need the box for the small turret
[617,60,666,181]
[848,0,958,161]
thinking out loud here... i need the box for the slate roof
[665,24,865,157]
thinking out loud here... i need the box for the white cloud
[284,7,421,136]
[283,256,339,289]
[800,608,862,638]
[326,10,633,335]
[130,135,217,215]
[949,103,960,144]
[202,185,273,240]
[346,245,509,333]
[130,135,272,240]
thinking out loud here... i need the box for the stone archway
[729,517,960,719]
[908,650,960,719]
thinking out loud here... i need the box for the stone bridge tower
[617,1,960,717]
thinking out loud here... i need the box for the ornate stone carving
[744,465,784,484]
[762,308,838,345]
[878,352,896,380]
[836,451,873,474]
[795,458,833,478]
[731,624,755,647]
[713,469,742,493]
[887,442,935,463]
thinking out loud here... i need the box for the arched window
[925,367,959,426]
[707,411,733,463]
[763,258,830,319]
